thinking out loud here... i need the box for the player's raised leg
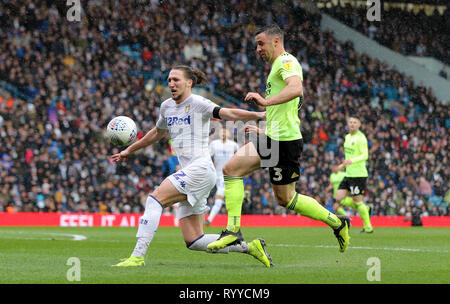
[335,204,348,216]
[207,142,261,250]
[335,196,357,216]
[275,183,351,253]
[353,195,373,233]
[181,205,273,267]
[340,196,357,211]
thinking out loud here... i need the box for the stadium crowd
[322,4,450,70]
[0,0,449,219]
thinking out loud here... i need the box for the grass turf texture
[0,226,449,284]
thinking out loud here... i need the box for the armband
[212,106,222,119]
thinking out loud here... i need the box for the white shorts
[168,158,216,219]
[215,176,225,197]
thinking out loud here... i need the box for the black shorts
[254,134,303,185]
[338,177,367,196]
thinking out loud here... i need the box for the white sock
[208,199,224,222]
[174,206,179,227]
[132,195,163,257]
[187,234,249,254]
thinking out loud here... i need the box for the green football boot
[207,229,244,250]
[112,256,145,267]
[248,238,274,268]
[333,215,351,253]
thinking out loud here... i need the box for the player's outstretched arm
[218,108,265,122]
[245,76,303,107]
[110,127,168,162]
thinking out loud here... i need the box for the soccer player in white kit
[111,65,273,267]
[206,128,239,226]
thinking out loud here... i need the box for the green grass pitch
[1,226,449,284]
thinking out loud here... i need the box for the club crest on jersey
[185,104,190,113]
[282,59,293,70]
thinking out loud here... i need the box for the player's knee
[222,164,235,177]
[335,192,346,203]
[274,193,290,207]
[336,196,345,203]
[148,191,170,208]
[148,192,161,205]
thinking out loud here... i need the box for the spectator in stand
[322,5,450,66]
[0,0,447,218]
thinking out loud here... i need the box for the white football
[106,116,137,147]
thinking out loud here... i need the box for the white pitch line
[45,233,87,241]
[272,243,450,253]
[1,231,87,241]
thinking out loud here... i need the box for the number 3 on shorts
[273,168,283,182]
[350,185,360,195]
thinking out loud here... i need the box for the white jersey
[210,139,239,177]
[156,94,217,168]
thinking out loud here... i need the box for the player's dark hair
[348,111,361,121]
[255,24,284,43]
[172,65,208,87]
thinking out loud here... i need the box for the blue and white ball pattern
[106,116,137,147]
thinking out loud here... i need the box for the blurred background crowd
[322,4,450,68]
[0,0,448,219]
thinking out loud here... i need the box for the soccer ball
[106,116,137,147]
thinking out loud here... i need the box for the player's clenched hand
[244,92,268,107]
[337,159,352,171]
[110,150,130,162]
[343,159,352,166]
[244,125,263,135]
[336,163,346,172]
